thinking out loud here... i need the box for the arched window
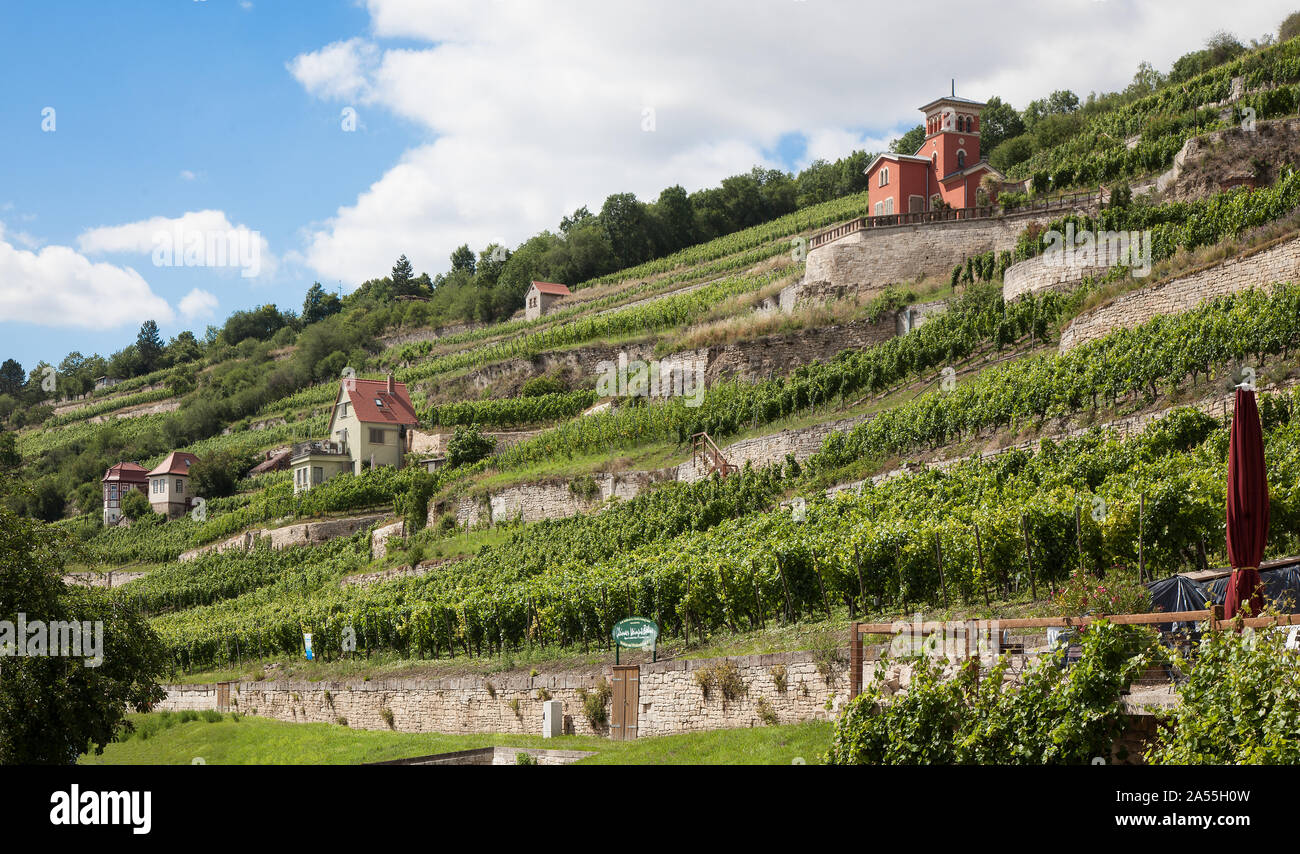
[879,167,890,187]
[956,150,966,168]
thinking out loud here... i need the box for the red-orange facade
[865,93,1002,217]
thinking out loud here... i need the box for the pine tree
[391,255,415,295]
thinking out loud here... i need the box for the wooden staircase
[691,432,739,478]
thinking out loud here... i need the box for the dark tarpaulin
[1146,575,1210,633]
[1208,563,1300,614]
[1225,388,1269,619]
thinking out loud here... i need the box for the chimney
[386,373,396,395]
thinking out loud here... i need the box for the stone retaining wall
[800,205,1096,307]
[1060,234,1300,351]
[156,650,846,739]
[1003,254,1110,301]
[62,570,148,588]
[179,513,387,562]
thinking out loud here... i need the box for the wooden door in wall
[610,665,640,740]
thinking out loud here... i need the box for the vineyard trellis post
[853,545,866,619]
[1021,515,1037,601]
[1139,493,1147,583]
[1076,501,1085,574]
[813,557,831,619]
[974,524,989,608]
[934,533,949,607]
[775,555,794,623]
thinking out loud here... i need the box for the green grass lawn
[80,713,831,765]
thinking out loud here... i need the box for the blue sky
[0,1,418,367]
[0,0,1293,371]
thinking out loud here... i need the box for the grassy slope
[81,713,830,765]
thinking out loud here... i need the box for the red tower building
[865,89,1003,218]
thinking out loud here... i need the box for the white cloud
[0,223,175,329]
[77,210,276,279]
[180,169,197,181]
[291,0,1294,285]
[178,288,219,321]
[287,38,378,102]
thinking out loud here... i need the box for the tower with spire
[864,84,1004,218]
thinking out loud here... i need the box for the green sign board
[612,617,659,650]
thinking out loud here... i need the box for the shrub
[825,621,1157,765]
[1147,624,1300,764]
[380,707,395,729]
[515,751,538,765]
[1050,568,1150,618]
[446,426,495,468]
[576,679,612,728]
[695,662,745,702]
[120,489,152,520]
[521,376,567,397]
[756,696,779,726]
[189,450,256,499]
[771,665,788,693]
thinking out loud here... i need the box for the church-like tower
[864,87,1003,218]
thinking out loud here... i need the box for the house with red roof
[864,89,1005,218]
[101,461,148,526]
[147,451,200,518]
[524,281,571,321]
[290,374,420,493]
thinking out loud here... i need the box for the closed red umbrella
[1224,388,1268,620]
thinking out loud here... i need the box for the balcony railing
[808,190,1100,250]
[290,440,346,460]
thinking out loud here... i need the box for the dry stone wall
[1060,234,1300,351]
[179,513,387,562]
[156,650,846,739]
[1003,254,1111,301]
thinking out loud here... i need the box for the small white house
[524,281,571,321]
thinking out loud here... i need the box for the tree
[0,430,18,470]
[989,134,1037,173]
[651,185,696,253]
[0,359,24,397]
[25,477,65,522]
[475,244,510,290]
[391,254,415,295]
[137,320,164,373]
[449,244,476,275]
[120,488,151,520]
[1124,61,1165,98]
[599,193,652,269]
[559,207,595,235]
[302,282,343,324]
[0,481,168,763]
[446,425,495,468]
[166,331,203,367]
[1022,90,1079,132]
[189,450,254,499]
[220,304,289,344]
[889,125,926,156]
[1282,11,1300,42]
[979,96,1025,152]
